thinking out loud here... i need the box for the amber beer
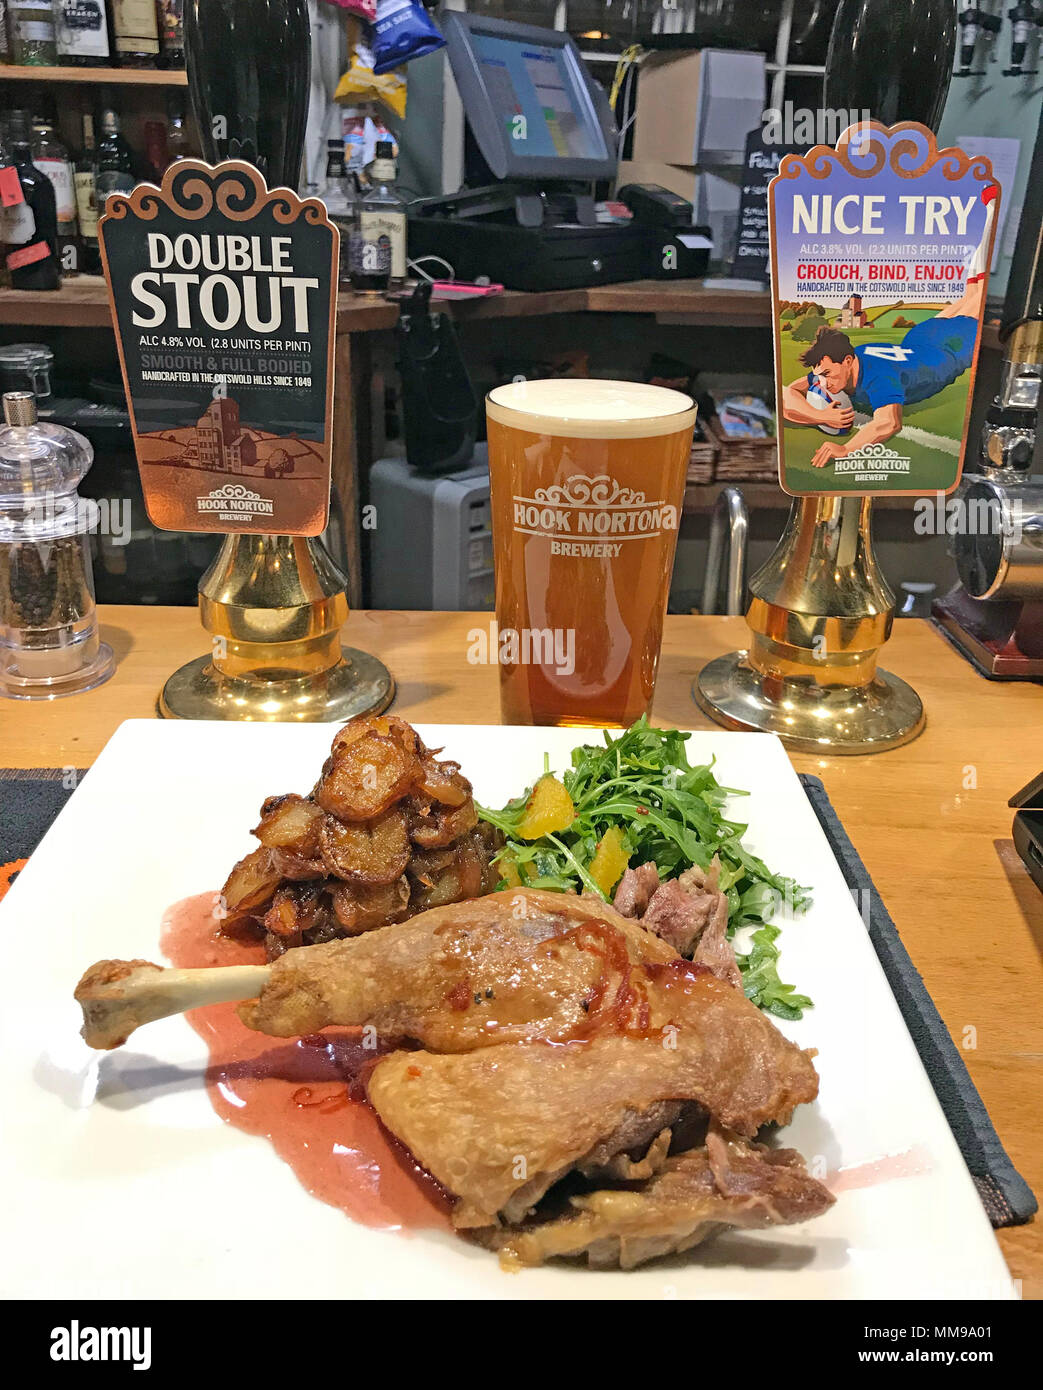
[486,379,696,726]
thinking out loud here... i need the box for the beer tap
[158,0,394,721]
[1003,0,1040,75]
[932,101,1043,675]
[695,0,959,753]
[936,330,1043,673]
[955,1,1002,76]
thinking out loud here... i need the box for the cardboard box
[632,48,766,167]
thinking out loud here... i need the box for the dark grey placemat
[1,768,1034,1227]
[0,769,86,878]
[799,772,1036,1228]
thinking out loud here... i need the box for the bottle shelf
[0,65,187,87]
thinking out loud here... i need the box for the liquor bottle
[111,0,160,67]
[54,0,112,65]
[0,111,61,290]
[185,0,310,187]
[7,1,59,65]
[0,3,11,65]
[825,0,958,131]
[32,114,80,273]
[73,112,102,274]
[94,107,136,203]
[355,140,406,290]
[157,0,185,67]
[323,138,356,283]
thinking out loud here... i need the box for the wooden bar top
[0,276,1005,348]
[0,278,767,331]
[3,606,1041,1295]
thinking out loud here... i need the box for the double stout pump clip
[696,122,1000,754]
[99,160,393,720]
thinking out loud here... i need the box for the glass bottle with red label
[157,0,185,68]
[0,111,60,291]
[32,114,80,274]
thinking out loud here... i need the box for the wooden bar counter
[3,607,1041,1295]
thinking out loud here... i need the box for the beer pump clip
[99,160,394,722]
[696,122,1000,753]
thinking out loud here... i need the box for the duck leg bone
[75,958,271,1051]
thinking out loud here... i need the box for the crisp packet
[323,0,377,18]
[335,17,407,118]
[372,0,445,75]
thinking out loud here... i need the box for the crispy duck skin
[238,889,673,1045]
[77,889,818,1138]
[366,1031,820,1228]
[237,889,818,1128]
[475,1128,835,1270]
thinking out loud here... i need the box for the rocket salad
[475,717,813,1020]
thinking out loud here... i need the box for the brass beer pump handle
[159,533,394,722]
[694,494,924,754]
[159,7,394,723]
[693,0,956,753]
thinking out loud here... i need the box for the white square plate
[0,720,1015,1299]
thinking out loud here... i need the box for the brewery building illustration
[193,398,257,473]
[154,397,297,479]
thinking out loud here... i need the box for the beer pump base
[157,533,395,723]
[159,648,395,723]
[693,650,925,755]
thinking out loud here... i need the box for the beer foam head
[487,378,696,438]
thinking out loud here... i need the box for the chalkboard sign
[730,130,798,283]
[99,161,338,536]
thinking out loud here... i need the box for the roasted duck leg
[76,890,819,1137]
[76,890,670,1050]
[367,1034,822,1226]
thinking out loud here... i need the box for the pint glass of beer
[486,379,696,726]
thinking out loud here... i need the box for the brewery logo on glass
[769,122,1000,497]
[98,160,338,534]
[513,474,679,558]
[486,379,695,727]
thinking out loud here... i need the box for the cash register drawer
[407,217,653,292]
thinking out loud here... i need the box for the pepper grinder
[0,391,114,699]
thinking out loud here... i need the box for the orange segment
[588,826,630,896]
[516,775,575,840]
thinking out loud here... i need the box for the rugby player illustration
[780,184,997,471]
